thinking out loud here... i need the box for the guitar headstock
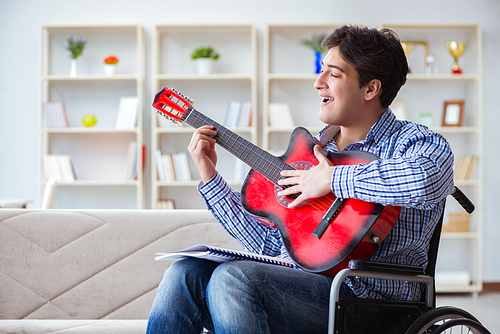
[152,87,194,125]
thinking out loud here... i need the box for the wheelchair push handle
[451,186,475,214]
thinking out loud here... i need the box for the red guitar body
[241,127,401,277]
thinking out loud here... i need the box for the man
[146,25,454,334]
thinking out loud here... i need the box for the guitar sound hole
[274,161,313,208]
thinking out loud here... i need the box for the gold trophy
[401,42,415,72]
[446,40,467,74]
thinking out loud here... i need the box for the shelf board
[436,282,482,294]
[441,231,479,239]
[43,127,140,134]
[49,180,140,186]
[431,126,479,134]
[157,180,243,187]
[453,179,480,187]
[265,126,324,134]
[267,73,318,81]
[267,73,479,81]
[156,74,253,81]
[407,73,478,81]
[155,126,255,134]
[42,75,140,81]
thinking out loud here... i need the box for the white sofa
[0,209,242,333]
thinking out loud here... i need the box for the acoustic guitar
[152,87,401,277]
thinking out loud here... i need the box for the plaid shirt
[199,109,454,301]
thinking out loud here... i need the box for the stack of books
[224,100,252,128]
[116,97,139,129]
[44,155,76,182]
[43,102,69,128]
[454,155,477,180]
[155,150,192,182]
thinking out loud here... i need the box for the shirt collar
[368,107,400,146]
[317,108,400,147]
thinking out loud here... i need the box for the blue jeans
[146,258,356,334]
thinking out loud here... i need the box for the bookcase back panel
[48,81,138,128]
[47,28,139,76]
[158,27,253,75]
[53,186,138,209]
[48,133,136,181]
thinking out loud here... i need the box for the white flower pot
[104,64,117,76]
[70,59,77,77]
[195,58,214,75]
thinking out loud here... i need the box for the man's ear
[364,79,382,102]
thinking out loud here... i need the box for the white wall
[1,0,499,281]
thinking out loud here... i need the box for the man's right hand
[188,125,218,183]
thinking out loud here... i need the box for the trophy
[446,40,468,74]
[401,42,416,72]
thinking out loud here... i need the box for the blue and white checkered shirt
[199,109,455,301]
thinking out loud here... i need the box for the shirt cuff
[198,172,233,207]
[331,164,358,199]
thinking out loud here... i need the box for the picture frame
[442,100,464,126]
[390,102,407,120]
[401,41,429,73]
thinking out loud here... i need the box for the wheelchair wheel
[431,318,491,334]
[404,306,482,334]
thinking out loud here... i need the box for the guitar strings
[184,106,334,211]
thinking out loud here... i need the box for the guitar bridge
[312,198,345,239]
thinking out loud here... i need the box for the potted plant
[104,55,119,76]
[66,36,87,76]
[191,46,220,75]
[301,33,326,73]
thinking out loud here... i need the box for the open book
[155,244,295,268]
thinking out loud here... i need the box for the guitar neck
[183,107,291,184]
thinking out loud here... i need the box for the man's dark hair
[322,25,408,109]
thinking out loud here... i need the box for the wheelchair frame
[327,187,491,334]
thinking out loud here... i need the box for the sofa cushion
[0,209,242,320]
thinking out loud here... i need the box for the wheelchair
[328,186,491,334]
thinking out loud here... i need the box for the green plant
[66,36,87,59]
[301,33,327,53]
[190,46,220,60]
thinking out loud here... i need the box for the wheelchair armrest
[349,259,425,276]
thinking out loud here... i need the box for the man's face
[314,47,367,127]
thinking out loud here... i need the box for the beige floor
[436,291,500,332]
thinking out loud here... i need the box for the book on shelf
[233,158,249,182]
[454,155,477,180]
[224,100,252,128]
[116,97,139,129]
[155,244,295,268]
[44,155,76,182]
[238,100,252,127]
[157,199,176,210]
[126,142,138,180]
[268,103,294,128]
[156,151,191,182]
[43,102,69,128]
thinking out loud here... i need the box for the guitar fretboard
[184,107,293,184]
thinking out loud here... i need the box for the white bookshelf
[381,23,483,294]
[151,24,257,209]
[263,23,483,293]
[40,25,145,209]
[263,24,352,152]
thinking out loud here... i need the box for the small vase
[314,51,322,74]
[104,64,117,76]
[195,58,213,75]
[70,59,77,77]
